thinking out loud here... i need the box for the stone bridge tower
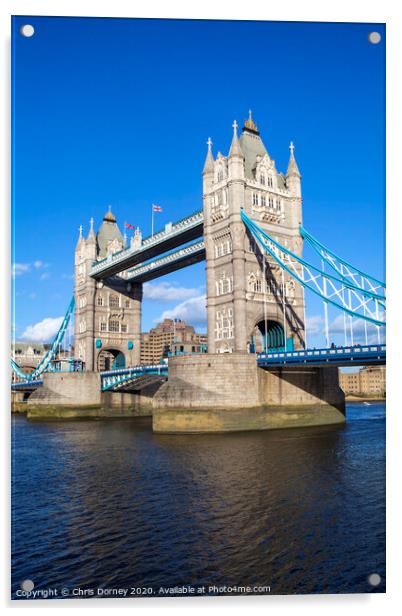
[74,208,142,371]
[203,112,306,354]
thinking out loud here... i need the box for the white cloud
[22,316,63,343]
[40,272,50,281]
[159,295,206,327]
[12,263,31,277]
[329,314,383,344]
[143,281,202,302]
[306,315,324,335]
[12,260,49,278]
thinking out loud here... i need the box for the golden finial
[244,109,258,133]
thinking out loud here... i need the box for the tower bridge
[12,111,386,432]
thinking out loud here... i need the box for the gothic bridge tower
[203,112,305,354]
[74,208,142,371]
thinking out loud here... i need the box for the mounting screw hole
[368,32,381,44]
[20,24,35,38]
[368,573,381,586]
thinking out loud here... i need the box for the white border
[1,1,401,613]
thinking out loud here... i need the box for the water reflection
[12,403,385,596]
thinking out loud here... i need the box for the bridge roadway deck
[257,344,386,368]
[90,210,204,279]
[11,345,386,392]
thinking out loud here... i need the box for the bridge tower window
[97,296,104,306]
[109,295,119,308]
[260,174,266,185]
[124,299,130,308]
[109,320,120,333]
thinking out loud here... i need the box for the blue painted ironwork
[257,344,386,368]
[11,296,75,382]
[101,364,168,391]
[11,379,43,391]
[90,210,204,278]
[300,224,385,289]
[241,210,386,327]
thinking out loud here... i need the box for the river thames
[11,401,385,598]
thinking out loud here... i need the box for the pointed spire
[87,216,96,242]
[286,141,301,177]
[229,120,244,158]
[76,224,84,246]
[202,137,214,175]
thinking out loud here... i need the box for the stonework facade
[74,209,142,371]
[203,112,306,354]
[339,366,386,396]
[140,319,207,364]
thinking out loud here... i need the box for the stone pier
[152,353,345,433]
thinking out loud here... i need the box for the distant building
[140,319,207,364]
[339,366,386,397]
[11,342,48,381]
[11,342,75,381]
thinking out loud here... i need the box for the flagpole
[151,206,154,239]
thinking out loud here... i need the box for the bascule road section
[11,112,386,432]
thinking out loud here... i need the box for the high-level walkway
[90,210,203,279]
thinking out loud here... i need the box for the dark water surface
[11,402,385,598]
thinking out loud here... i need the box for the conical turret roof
[202,137,215,174]
[229,120,244,159]
[286,142,301,177]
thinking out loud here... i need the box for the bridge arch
[250,319,285,353]
[97,348,126,371]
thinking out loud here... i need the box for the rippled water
[11,402,385,598]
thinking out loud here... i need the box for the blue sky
[12,16,385,347]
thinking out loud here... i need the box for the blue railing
[101,364,168,391]
[11,379,43,390]
[257,344,386,367]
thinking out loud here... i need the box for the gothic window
[269,197,274,208]
[260,174,265,185]
[121,323,128,333]
[217,170,223,182]
[261,195,266,207]
[214,235,232,258]
[215,308,234,341]
[125,299,130,308]
[97,296,104,306]
[253,193,259,206]
[247,273,256,292]
[267,176,273,188]
[109,295,119,308]
[100,321,107,332]
[109,320,120,332]
[217,272,233,295]
[276,199,282,211]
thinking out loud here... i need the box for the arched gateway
[252,319,285,353]
[97,349,126,371]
